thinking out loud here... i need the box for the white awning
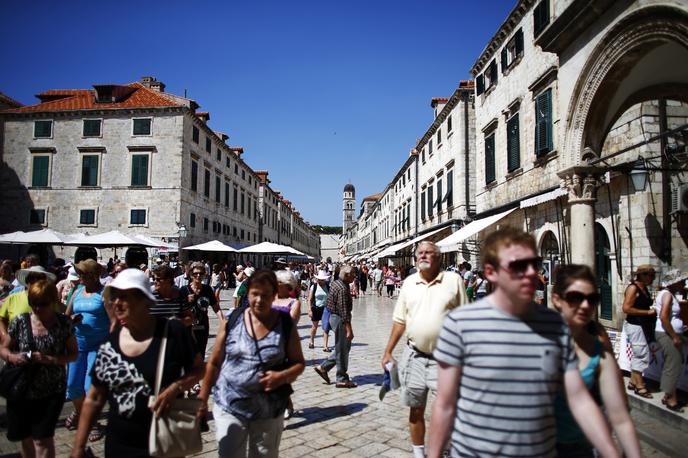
[377,240,410,258]
[436,208,517,253]
[377,226,447,258]
[519,188,567,209]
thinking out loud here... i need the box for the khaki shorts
[399,345,438,408]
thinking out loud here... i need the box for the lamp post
[629,157,648,192]
[177,223,187,262]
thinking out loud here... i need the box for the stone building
[467,0,688,328]
[0,76,320,262]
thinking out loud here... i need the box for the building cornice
[415,83,474,151]
[470,0,536,76]
[0,105,185,119]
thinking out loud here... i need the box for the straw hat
[314,270,330,281]
[15,266,56,286]
[633,264,656,276]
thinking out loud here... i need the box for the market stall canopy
[238,242,304,256]
[436,208,517,253]
[182,240,237,252]
[63,230,160,247]
[0,229,70,244]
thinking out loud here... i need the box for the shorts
[311,305,324,322]
[399,345,438,408]
[6,393,65,441]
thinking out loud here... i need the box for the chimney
[140,76,165,92]
[229,146,244,157]
[255,170,270,184]
[197,112,210,123]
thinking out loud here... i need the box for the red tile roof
[363,192,382,201]
[5,83,180,113]
[228,147,244,153]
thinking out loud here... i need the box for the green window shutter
[34,121,52,138]
[131,155,149,186]
[437,179,443,213]
[507,114,520,172]
[32,156,49,187]
[535,89,553,156]
[534,0,550,36]
[81,155,99,186]
[446,170,453,207]
[191,161,198,192]
[421,191,426,220]
[133,119,151,135]
[489,60,498,85]
[485,134,495,184]
[83,120,101,137]
[515,28,524,56]
[501,48,508,73]
[428,185,434,217]
[476,75,484,95]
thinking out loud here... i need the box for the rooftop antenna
[184,89,187,98]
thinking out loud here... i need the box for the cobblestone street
[0,288,678,457]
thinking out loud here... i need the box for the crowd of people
[0,229,685,457]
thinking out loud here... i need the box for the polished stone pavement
[0,288,674,457]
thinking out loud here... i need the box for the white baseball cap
[104,268,156,302]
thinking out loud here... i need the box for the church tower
[343,183,356,232]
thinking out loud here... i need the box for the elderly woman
[199,270,304,458]
[70,268,203,458]
[150,264,192,322]
[0,280,78,458]
[654,274,687,412]
[64,259,111,439]
[180,262,224,360]
[306,270,330,351]
[552,265,641,458]
[621,264,657,398]
[273,270,302,324]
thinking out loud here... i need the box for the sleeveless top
[314,284,328,308]
[212,313,288,420]
[625,282,653,326]
[555,339,603,444]
[272,299,295,314]
[72,285,109,345]
[655,289,684,335]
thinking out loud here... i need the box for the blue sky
[1,0,515,226]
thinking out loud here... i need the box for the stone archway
[564,4,688,163]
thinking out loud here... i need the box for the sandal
[308,343,315,349]
[661,397,685,413]
[335,380,358,388]
[323,347,331,353]
[633,385,653,398]
[314,366,330,385]
[64,411,79,431]
[627,382,636,391]
[88,424,104,442]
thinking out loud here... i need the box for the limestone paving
[0,288,674,457]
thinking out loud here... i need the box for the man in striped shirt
[427,227,619,458]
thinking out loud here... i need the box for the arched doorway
[595,223,613,321]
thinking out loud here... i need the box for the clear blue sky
[1,0,515,226]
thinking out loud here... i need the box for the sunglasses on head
[501,256,542,276]
[563,291,600,307]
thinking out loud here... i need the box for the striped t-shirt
[434,299,578,457]
[150,291,190,319]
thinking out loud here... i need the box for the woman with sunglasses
[198,270,304,458]
[70,268,203,458]
[0,280,77,458]
[621,264,657,398]
[150,265,191,323]
[552,265,641,458]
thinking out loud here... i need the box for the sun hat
[314,270,330,281]
[104,268,156,303]
[66,267,79,282]
[15,266,57,286]
[75,259,102,277]
[244,267,256,277]
[236,265,244,271]
[275,257,287,265]
[633,264,656,276]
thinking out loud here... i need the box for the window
[206,137,211,153]
[486,59,498,89]
[507,114,520,172]
[247,198,251,217]
[203,217,209,232]
[241,170,246,180]
[476,74,485,96]
[427,184,434,217]
[241,192,245,214]
[83,119,102,137]
[79,209,96,225]
[81,155,99,187]
[192,126,199,143]
[437,177,443,213]
[130,209,146,225]
[429,139,433,155]
[535,88,553,156]
[204,169,211,198]
[233,227,237,237]
[501,29,524,72]
[190,213,196,228]
[437,129,441,145]
[216,149,221,162]
[191,160,198,192]
[215,175,221,202]
[31,155,50,187]
[132,118,151,136]
[131,154,149,187]
[233,187,238,211]
[226,156,231,168]
[422,148,426,163]
[225,182,230,208]
[446,170,454,207]
[30,209,46,225]
[534,0,550,36]
[485,133,496,184]
[34,120,52,138]
[240,229,245,240]
[447,115,453,133]
[234,164,238,174]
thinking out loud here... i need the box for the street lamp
[629,156,648,192]
[178,224,188,238]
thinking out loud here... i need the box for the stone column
[557,166,605,268]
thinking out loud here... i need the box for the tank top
[626,282,653,326]
[314,284,327,308]
[655,289,684,335]
[555,339,603,444]
[72,285,109,345]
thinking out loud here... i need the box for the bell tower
[343,183,356,232]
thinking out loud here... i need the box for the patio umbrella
[64,230,159,247]
[182,240,237,252]
[237,242,304,256]
[0,229,70,244]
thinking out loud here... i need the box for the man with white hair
[381,241,467,458]
[314,265,356,388]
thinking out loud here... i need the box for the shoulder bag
[0,314,35,400]
[148,320,203,457]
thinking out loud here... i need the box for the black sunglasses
[563,291,600,307]
[501,256,542,277]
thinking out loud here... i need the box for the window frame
[82,119,103,138]
[78,208,98,227]
[204,168,211,199]
[507,113,521,173]
[485,132,496,185]
[132,118,152,136]
[190,159,198,192]
[29,208,48,226]
[79,153,101,188]
[30,153,52,188]
[130,152,151,188]
[129,208,148,227]
[33,120,53,139]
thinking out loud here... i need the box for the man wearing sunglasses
[427,227,619,458]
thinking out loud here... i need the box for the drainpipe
[463,91,471,220]
[659,98,672,264]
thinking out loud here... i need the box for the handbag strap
[153,320,169,397]
[21,314,36,352]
